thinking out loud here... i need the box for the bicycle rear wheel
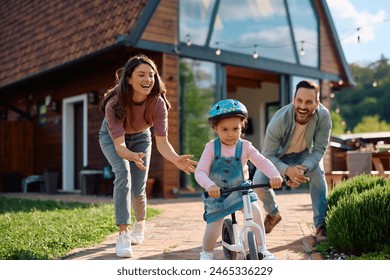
[246,231,259,260]
[222,218,238,260]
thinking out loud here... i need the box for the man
[253,80,331,243]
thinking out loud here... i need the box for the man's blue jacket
[262,103,332,175]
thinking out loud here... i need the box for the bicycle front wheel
[246,231,259,260]
[222,218,238,260]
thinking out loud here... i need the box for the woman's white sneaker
[131,220,145,245]
[116,231,133,258]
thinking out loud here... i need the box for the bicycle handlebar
[203,181,287,198]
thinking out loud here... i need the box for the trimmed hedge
[326,175,390,255]
[327,174,389,210]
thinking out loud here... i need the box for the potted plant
[44,164,59,194]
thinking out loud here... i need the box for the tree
[353,115,390,133]
[179,60,215,190]
[332,55,390,132]
[331,111,346,135]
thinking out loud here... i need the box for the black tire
[222,218,238,260]
[246,231,259,260]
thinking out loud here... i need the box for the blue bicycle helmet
[208,99,248,126]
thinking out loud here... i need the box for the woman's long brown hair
[100,55,171,125]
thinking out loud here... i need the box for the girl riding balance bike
[194,99,283,260]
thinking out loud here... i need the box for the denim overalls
[202,138,258,224]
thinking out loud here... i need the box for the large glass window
[210,0,295,63]
[287,0,319,67]
[179,58,216,190]
[179,0,319,66]
[179,0,217,45]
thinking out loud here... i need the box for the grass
[0,196,160,260]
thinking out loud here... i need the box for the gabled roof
[1,0,353,89]
[0,0,149,88]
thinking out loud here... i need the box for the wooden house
[0,0,353,197]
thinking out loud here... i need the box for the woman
[99,54,197,258]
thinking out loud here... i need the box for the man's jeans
[253,150,328,229]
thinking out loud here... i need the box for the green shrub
[327,174,389,210]
[348,244,390,260]
[326,184,390,255]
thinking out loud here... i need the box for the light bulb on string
[176,18,390,61]
[186,34,192,47]
[215,42,221,56]
[252,44,259,59]
[299,41,305,56]
[357,27,360,43]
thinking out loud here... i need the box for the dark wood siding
[141,0,177,45]
[314,0,344,76]
[0,121,33,192]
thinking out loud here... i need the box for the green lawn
[0,196,160,260]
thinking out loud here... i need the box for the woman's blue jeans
[98,118,152,225]
[253,150,328,229]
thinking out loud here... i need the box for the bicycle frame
[221,189,267,256]
[205,182,286,260]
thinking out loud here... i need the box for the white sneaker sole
[131,236,144,245]
[116,250,133,258]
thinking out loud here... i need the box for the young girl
[194,99,283,260]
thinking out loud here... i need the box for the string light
[215,42,221,56]
[186,34,192,47]
[252,44,259,59]
[356,27,360,43]
[339,18,390,45]
[299,41,305,56]
[178,17,390,60]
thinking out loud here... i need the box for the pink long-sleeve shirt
[195,139,281,191]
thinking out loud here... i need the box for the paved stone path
[56,188,323,260]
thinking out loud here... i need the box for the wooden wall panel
[314,1,344,75]
[141,0,177,45]
[0,121,33,192]
[161,53,180,198]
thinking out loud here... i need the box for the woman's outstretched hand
[175,154,198,175]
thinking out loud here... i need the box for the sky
[326,0,390,66]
